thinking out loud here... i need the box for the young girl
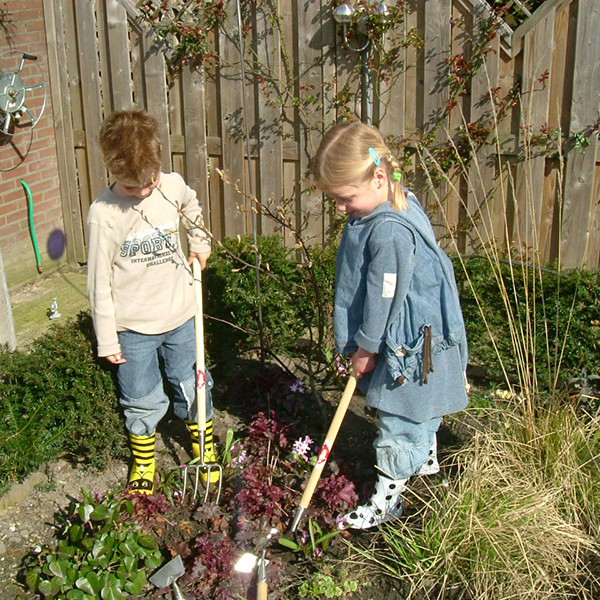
[312,122,469,529]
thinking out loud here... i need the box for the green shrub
[455,258,599,393]
[204,235,337,366]
[0,312,126,495]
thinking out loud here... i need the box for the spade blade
[150,555,185,588]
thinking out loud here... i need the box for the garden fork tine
[182,258,223,503]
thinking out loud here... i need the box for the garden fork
[182,258,223,503]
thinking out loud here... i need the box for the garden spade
[182,258,223,503]
[149,555,186,599]
[290,373,357,532]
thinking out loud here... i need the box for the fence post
[0,247,17,350]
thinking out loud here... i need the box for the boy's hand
[189,251,211,269]
[106,353,127,365]
[351,347,377,378]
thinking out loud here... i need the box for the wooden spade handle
[291,374,357,530]
[256,580,267,600]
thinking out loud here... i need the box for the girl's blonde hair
[312,121,408,211]
[99,110,162,185]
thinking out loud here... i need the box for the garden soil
[0,388,416,599]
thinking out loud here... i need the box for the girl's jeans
[117,318,213,436]
[375,411,442,480]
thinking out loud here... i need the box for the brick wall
[0,0,66,287]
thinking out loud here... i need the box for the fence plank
[541,161,561,261]
[43,0,85,263]
[560,0,600,268]
[295,0,327,245]
[420,0,451,225]
[105,0,134,110]
[142,30,171,171]
[403,1,419,139]
[378,6,407,138]
[319,4,337,241]
[75,0,106,201]
[467,7,503,251]
[217,0,246,238]
[441,0,471,252]
[182,67,211,225]
[514,10,554,258]
[547,2,570,130]
[255,1,283,236]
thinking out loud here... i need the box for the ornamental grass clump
[359,404,599,599]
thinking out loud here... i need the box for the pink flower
[292,436,313,460]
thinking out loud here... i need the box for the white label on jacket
[382,273,397,298]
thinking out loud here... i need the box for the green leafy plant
[298,570,363,598]
[23,490,163,598]
[456,259,599,394]
[205,235,306,360]
[279,517,342,559]
[204,235,337,372]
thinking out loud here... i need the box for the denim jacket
[335,192,468,387]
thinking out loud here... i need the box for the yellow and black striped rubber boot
[127,432,156,494]
[185,420,220,484]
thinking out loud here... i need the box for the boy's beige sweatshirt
[87,172,211,357]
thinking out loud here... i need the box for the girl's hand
[188,251,211,269]
[351,347,377,378]
[106,353,126,365]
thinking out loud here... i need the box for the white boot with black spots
[339,475,407,530]
[415,434,440,476]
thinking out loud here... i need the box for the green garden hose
[20,179,42,273]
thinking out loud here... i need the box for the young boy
[87,109,218,494]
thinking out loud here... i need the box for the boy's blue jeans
[117,318,213,436]
[375,411,441,480]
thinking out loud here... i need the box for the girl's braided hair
[311,121,408,212]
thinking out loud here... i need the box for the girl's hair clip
[369,147,381,165]
[393,172,403,182]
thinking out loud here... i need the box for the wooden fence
[44,0,599,269]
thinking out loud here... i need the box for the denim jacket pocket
[384,323,432,385]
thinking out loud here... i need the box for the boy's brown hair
[99,110,162,185]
